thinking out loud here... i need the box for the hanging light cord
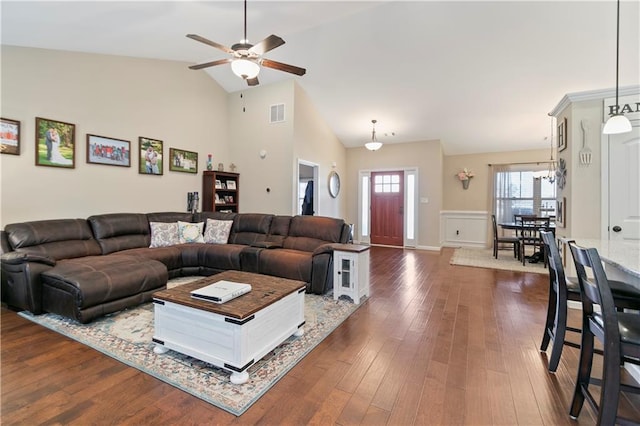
[614,0,620,111]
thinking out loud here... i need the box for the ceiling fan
[186,0,306,86]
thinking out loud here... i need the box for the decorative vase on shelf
[462,179,470,190]
[206,154,213,171]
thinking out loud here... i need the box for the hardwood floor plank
[3,246,638,425]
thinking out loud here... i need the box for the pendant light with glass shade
[603,0,632,135]
[365,119,383,151]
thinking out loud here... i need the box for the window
[494,170,556,223]
[374,174,400,193]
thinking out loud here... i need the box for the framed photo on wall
[139,137,163,175]
[1,117,20,155]
[556,196,566,228]
[35,117,75,168]
[557,118,567,152]
[169,148,198,173]
[87,134,131,167]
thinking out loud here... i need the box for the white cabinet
[333,244,370,304]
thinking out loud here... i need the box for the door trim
[357,167,418,247]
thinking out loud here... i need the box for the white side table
[333,244,370,304]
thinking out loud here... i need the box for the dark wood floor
[2,246,639,425]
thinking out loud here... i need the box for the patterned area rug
[18,277,364,416]
[450,247,548,274]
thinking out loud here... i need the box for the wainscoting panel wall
[440,210,489,248]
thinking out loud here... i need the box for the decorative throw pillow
[149,222,179,248]
[204,219,233,244]
[178,221,205,244]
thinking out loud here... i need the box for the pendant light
[546,115,557,183]
[603,0,632,135]
[365,119,383,151]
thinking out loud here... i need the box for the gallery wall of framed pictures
[1,116,211,178]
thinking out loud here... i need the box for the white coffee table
[152,271,306,384]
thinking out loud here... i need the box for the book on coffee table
[190,280,252,304]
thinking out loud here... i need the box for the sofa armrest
[1,252,57,266]
[1,254,54,314]
[312,243,335,256]
[251,241,283,249]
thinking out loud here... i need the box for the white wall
[293,83,347,219]
[0,46,229,227]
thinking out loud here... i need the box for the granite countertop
[561,238,640,280]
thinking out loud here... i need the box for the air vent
[270,104,285,123]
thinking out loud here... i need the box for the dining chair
[517,216,550,266]
[568,243,640,425]
[491,214,519,259]
[540,234,640,374]
[539,231,581,372]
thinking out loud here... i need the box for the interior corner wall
[0,46,229,227]
[292,82,347,219]
[227,80,295,215]
[556,99,604,241]
[345,140,443,249]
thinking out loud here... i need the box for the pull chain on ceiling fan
[186,0,306,87]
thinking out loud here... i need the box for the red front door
[370,171,404,246]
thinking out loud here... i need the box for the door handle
[612,226,622,232]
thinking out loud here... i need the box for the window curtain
[490,164,514,224]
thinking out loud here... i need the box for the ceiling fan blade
[186,34,233,54]
[249,35,285,55]
[261,58,306,76]
[189,58,232,70]
[247,77,259,86]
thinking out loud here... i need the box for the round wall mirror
[328,171,340,198]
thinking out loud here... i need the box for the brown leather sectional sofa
[1,211,351,323]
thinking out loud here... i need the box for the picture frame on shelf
[169,148,198,173]
[87,134,131,167]
[139,137,163,175]
[35,117,75,168]
[557,118,567,152]
[1,117,20,155]
[226,180,236,190]
[215,179,222,189]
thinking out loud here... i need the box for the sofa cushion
[192,243,244,271]
[40,254,167,323]
[257,249,312,283]
[149,222,179,248]
[88,213,150,254]
[178,221,204,244]
[147,212,194,223]
[204,219,233,244]
[117,246,184,272]
[228,214,273,245]
[283,216,345,252]
[4,219,102,260]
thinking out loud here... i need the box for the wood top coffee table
[152,271,306,384]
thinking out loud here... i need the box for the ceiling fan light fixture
[365,119,383,151]
[603,114,632,135]
[231,58,260,80]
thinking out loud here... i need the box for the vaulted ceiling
[2,1,639,154]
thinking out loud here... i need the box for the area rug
[18,277,364,416]
[450,247,548,274]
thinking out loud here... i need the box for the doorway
[297,160,318,216]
